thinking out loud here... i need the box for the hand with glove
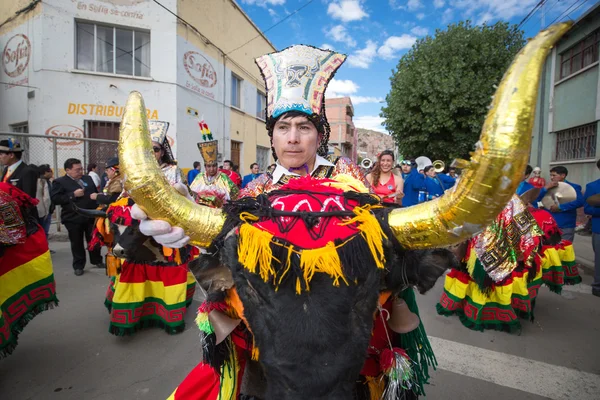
[131,182,192,248]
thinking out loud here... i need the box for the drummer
[537,165,584,243]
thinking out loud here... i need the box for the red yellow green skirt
[1,229,58,359]
[437,243,580,332]
[104,261,196,335]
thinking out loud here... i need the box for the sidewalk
[573,234,595,274]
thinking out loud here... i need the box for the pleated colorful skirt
[437,242,581,333]
[1,228,58,359]
[104,261,196,335]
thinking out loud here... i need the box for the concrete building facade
[325,97,356,162]
[530,3,600,185]
[0,0,274,176]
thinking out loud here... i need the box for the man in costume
[191,138,239,208]
[1,183,58,359]
[91,157,123,207]
[0,139,39,202]
[117,25,569,400]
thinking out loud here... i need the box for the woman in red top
[366,150,404,204]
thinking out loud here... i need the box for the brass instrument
[433,160,445,173]
[360,158,373,169]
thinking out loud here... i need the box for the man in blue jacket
[537,165,584,243]
[399,159,425,207]
[583,159,600,297]
[516,165,535,196]
[423,165,455,200]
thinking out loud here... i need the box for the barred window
[554,123,597,161]
[559,29,599,80]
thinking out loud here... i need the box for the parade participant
[242,163,261,189]
[191,136,239,208]
[423,165,455,200]
[221,160,242,187]
[0,139,39,203]
[437,195,545,332]
[95,121,196,335]
[119,25,569,400]
[150,121,185,185]
[91,157,123,207]
[517,165,535,197]
[366,150,404,204]
[187,162,201,185]
[538,166,584,242]
[1,183,58,359]
[528,166,546,188]
[399,159,426,207]
[584,159,600,297]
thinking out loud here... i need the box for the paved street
[1,240,599,400]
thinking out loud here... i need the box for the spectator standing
[187,161,201,184]
[0,138,38,202]
[366,150,404,204]
[35,164,55,238]
[51,158,104,276]
[537,166,584,243]
[87,163,101,191]
[242,163,261,188]
[221,159,242,187]
[583,159,600,297]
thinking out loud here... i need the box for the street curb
[576,256,594,275]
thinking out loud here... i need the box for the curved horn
[119,92,225,247]
[72,204,107,218]
[388,23,571,250]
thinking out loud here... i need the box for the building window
[256,90,266,120]
[10,122,28,134]
[256,145,269,171]
[231,140,242,168]
[86,121,120,175]
[231,74,242,109]
[554,123,597,161]
[559,28,599,80]
[76,21,151,77]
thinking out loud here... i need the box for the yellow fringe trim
[236,203,386,294]
[340,205,387,270]
[365,375,385,400]
[298,241,348,294]
[251,344,260,361]
[238,224,276,282]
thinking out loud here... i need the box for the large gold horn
[119,92,225,247]
[388,23,571,250]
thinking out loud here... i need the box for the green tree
[381,21,525,161]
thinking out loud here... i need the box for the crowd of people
[1,31,599,400]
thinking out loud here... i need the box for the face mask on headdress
[255,45,347,159]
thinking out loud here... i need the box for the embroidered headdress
[255,45,347,158]
[196,119,218,165]
[148,120,175,164]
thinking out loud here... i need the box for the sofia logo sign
[45,125,84,146]
[183,51,217,88]
[2,34,31,78]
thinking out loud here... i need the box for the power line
[517,0,546,30]
[548,0,589,25]
[225,0,316,56]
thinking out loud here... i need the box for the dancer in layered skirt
[0,183,58,359]
[437,196,581,332]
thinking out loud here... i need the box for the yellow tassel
[365,375,385,400]
[251,344,260,361]
[299,241,348,292]
[238,224,275,282]
[239,211,259,222]
[341,205,387,269]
